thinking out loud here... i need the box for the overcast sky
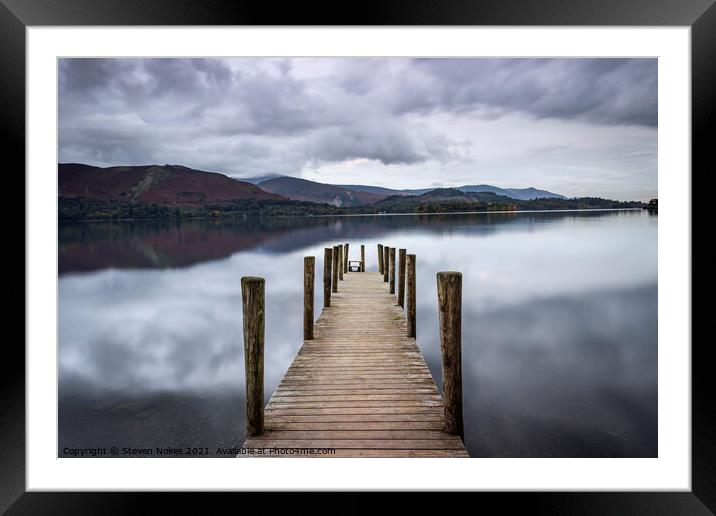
[59,58,657,200]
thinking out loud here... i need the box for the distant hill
[258,176,385,207]
[340,183,564,200]
[59,163,283,206]
[399,188,436,195]
[59,165,644,220]
[416,188,477,202]
[338,184,412,197]
[369,188,643,214]
[457,184,565,200]
[239,173,286,185]
[376,188,516,207]
[58,163,579,222]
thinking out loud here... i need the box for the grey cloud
[59,58,122,93]
[61,58,328,134]
[407,58,657,127]
[60,58,233,100]
[58,57,657,194]
[232,69,325,135]
[59,58,457,174]
[305,122,445,166]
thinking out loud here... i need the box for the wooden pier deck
[243,271,469,457]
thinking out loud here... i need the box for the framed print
[4,0,712,512]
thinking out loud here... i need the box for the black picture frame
[3,0,711,512]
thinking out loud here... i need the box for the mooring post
[389,247,396,294]
[378,244,384,274]
[338,245,344,281]
[360,245,365,272]
[304,256,314,340]
[398,248,406,308]
[344,243,349,273]
[383,246,390,282]
[437,271,464,440]
[323,247,332,307]
[241,276,265,437]
[406,254,416,338]
[332,246,340,292]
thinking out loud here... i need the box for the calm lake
[58,209,657,457]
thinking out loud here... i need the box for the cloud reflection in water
[59,210,656,457]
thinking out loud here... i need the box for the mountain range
[257,176,384,207]
[249,175,564,204]
[59,163,566,209]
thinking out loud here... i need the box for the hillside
[59,163,283,206]
[58,163,638,221]
[340,183,564,200]
[239,173,285,185]
[457,184,564,200]
[338,184,412,197]
[258,176,384,207]
[374,188,518,210]
[369,189,641,214]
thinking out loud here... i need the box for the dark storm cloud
[405,58,657,127]
[60,58,232,98]
[58,57,657,182]
[60,58,320,135]
[305,122,444,165]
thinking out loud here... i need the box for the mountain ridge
[60,163,568,211]
[257,176,384,207]
[239,173,565,201]
[59,164,645,220]
[59,163,283,206]
[337,182,564,200]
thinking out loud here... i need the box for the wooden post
[383,246,389,282]
[344,243,349,273]
[389,247,396,294]
[241,276,265,437]
[338,245,344,281]
[304,256,314,340]
[437,271,463,440]
[378,244,384,274]
[406,254,416,338]
[332,246,339,292]
[360,245,365,272]
[398,248,406,308]
[323,248,332,308]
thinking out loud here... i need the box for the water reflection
[422,285,657,457]
[59,210,657,457]
[59,210,638,275]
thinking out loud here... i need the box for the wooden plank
[242,271,469,458]
[265,406,444,415]
[286,368,429,373]
[271,392,441,399]
[240,449,470,458]
[279,375,434,389]
[322,449,470,458]
[288,361,428,365]
[267,421,445,431]
[267,401,443,409]
[243,439,465,450]
[283,372,432,377]
[270,389,441,397]
[265,414,444,423]
[275,387,438,393]
[262,430,454,440]
[281,375,434,381]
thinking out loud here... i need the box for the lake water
[58,210,658,457]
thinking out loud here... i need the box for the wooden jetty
[241,245,469,458]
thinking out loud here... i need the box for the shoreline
[313,207,645,218]
[60,207,647,224]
